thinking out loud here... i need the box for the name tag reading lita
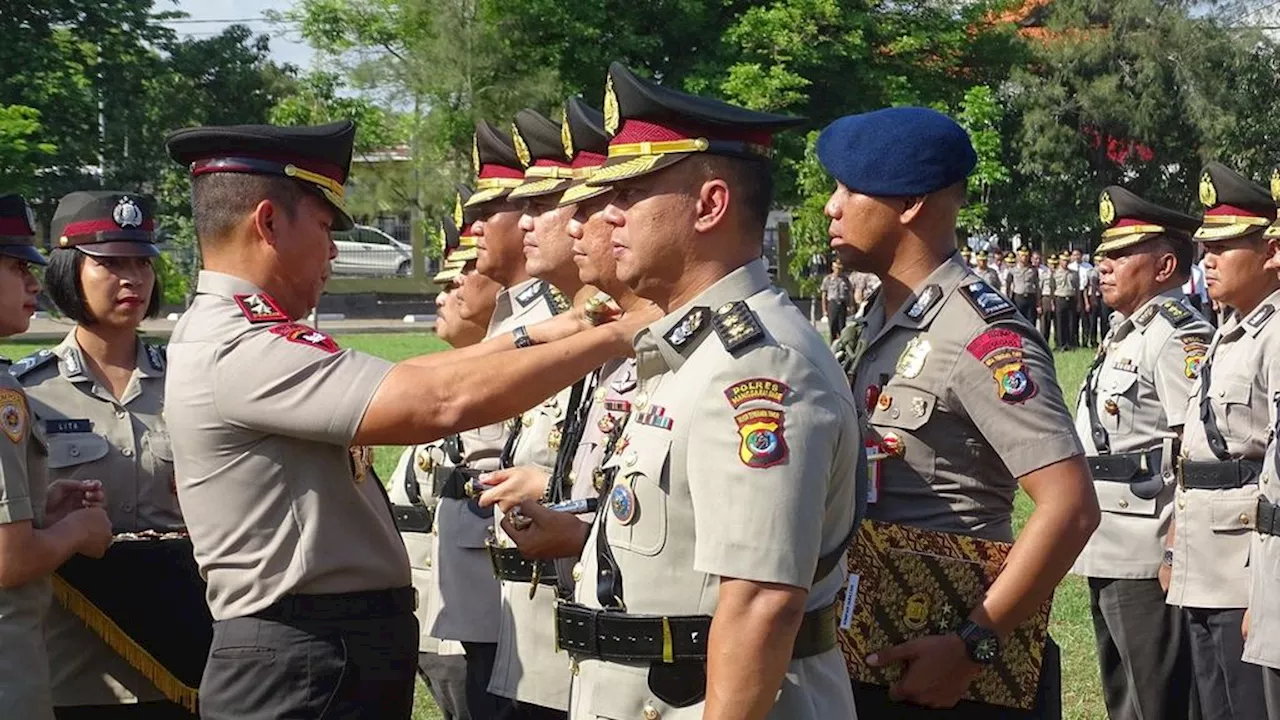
[46,418,93,435]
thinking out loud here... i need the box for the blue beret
[816,107,977,197]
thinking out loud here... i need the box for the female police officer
[13,191,187,718]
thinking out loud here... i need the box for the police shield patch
[735,408,788,468]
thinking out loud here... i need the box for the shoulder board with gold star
[1156,299,1193,327]
[547,286,571,314]
[712,301,764,354]
[10,349,55,380]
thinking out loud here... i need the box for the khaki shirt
[1170,292,1280,610]
[1010,265,1039,296]
[165,271,408,620]
[976,266,1001,292]
[426,277,558,645]
[1038,266,1053,297]
[569,260,860,720]
[19,331,180,706]
[852,256,1083,541]
[0,364,53,719]
[1052,268,1079,299]
[1246,430,1280,667]
[1070,291,1211,579]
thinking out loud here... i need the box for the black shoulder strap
[1082,347,1111,454]
[546,375,590,504]
[1198,353,1231,460]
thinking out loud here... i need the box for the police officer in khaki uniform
[13,192,191,719]
[1053,252,1080,350]
[0,194,112,720]
[509,62,860,720]
[1036,250,1054,342]
[1167,162,1278,720]
[974,252,1001,291]
[821,107,1099,717]
[160,120,655,719]
[1069,186,1206,720]
[1245,165,1280,719]
[1009,249,1040,321]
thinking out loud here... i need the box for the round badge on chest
[610,482,637,525]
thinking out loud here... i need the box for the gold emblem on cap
[604,74,620,136]
[1098,191,1115,226]
[1200,170,1217,208]
[472,134,481,176]
[1271,168,1280,203]
[453,192,464,229]
[561,108,574,160]
[511,124,532,168]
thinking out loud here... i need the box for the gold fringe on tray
[51,573,199,713]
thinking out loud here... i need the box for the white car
[332,225,412,277]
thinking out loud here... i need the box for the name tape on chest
[961,281,1015,320]
[234,293,289,324]
[268,323,339,354]
[45,418,92,435]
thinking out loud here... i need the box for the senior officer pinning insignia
[234,293,288,324]
[268,323,339,354]
[724,378,790,408]
[966,328,1038,404]
[906,284,942,320]
[0,389,28,443]
[961,280,1015,319]
[734,408,788,468]
[895,337,931,379]
[665,306,709,348]
[713,301,764,353]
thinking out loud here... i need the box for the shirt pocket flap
[1210,495,1259,532]
[870,389,936,431]
[1093,479,1159,517]
[1218,378,1253,406]
[46,434,110,469]
[145,431,174,462]
[1103,369,1139,396]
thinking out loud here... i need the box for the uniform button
[69,446,80,457]
[1118,499,1129,509]
[572,563,583,582]
[115,410,125,419]
[1178,498,1187,510]
[122,447,134,457]
[1241,514,1252,525]
[642,704,660,720]
[568,471,577,483]
[890,408,900,419]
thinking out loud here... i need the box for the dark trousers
[54,703,194,719]
[851,638,1061,719]
[1014,294,1038,324]
[462,642,515,720]
[1089,577,1195,720]
[1187,607,1267,720]
[1262,665,1280,719]
[497,703,566,720]
[1082,298,1103,346]
[828,302,849,340]
[199,611,417,720]
[1054,300,1074,349]
[1038,298,1054,344]
[419,651,470,720]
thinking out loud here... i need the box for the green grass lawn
[0,333,1106,719]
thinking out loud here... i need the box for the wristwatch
[512,326,537,349]
[1163,548,1174,567]
[955,620,1000,665]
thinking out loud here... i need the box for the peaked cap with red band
[586,61,805,186]
[558,98,613,207]
[50,191,159,259]
[0,194,46,266]
[1095,185,1198,255]
[164,120,356,230]
[1194,161,1276,242]
[508,109,576,201]
[466,120,527,208]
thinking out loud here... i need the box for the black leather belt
[1178,458,1261,490]
[1257,497,1280,537]
[392,504,432,534]
[1087,450,1163,482]
[555,601,838,662]
[254,587,416,623]
[488,545,558,584]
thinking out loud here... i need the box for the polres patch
[735,408,788,468]
[268,323,339,353]
[724,378,791,408]
[965,328,1024,361]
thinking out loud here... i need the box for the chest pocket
[1100,368,1139,435]
[1215,378,1254,440]
[602,431,671,557]
[869,388,936,432]
[46,433,110,473]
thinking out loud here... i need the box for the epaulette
[1156,299,1194,327]
[960,280,1015,321]
[515,280,547,308]
[10,349,55,379]
[1134,304,1160,326]
[1248,304,1276,330]
[145,344,167,372]
[547,286,571,314]
[712,301,764,353]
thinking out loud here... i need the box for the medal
[1104,398,1119,416]
[878,393,893,411]
[881,432,905,458]
[598,413,617,434]
[610,481,637,525]
[548,426,562,452]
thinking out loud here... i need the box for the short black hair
[45,248,163,325]
[191,173,307,242]
[689,155,774,233]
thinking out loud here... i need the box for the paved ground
[16,314,437,342]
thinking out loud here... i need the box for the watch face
[974,635,999,663]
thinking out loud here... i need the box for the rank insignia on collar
[548,287,571,314]
[0,389,28,443]
[62,350,84,378]
[906,284,942,321]
[1134,304,1159,326]
[712,301,764,353]
[960,281,1014,320]
[145,344,166,372]
[724,378,791,409]
[735,408,787,468]
[269,323,339,354]
[515,281,546,308]
[234,293,288,324]
[635,405,673,430]
[1157,299,1193,327]
[665,306,709,349]
[1249,304,1276,329]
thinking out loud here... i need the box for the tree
[0,105,57,194]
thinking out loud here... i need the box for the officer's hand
[68,507,113,559]
[868,634,982,709]
[478,467,551,512]
[501,501,591,560]
[1158,560,1171,594]
[45,479,105,526]
[1243,609,1252,642]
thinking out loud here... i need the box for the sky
[166,0,314,69]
